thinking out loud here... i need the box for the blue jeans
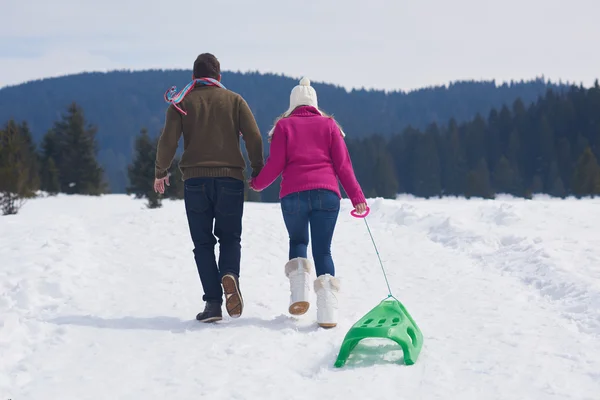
[184,177,244,304]
[281,189,340,277]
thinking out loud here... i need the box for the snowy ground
[1,193,600,400]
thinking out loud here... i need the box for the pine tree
[47,102,106,195]
[466,158,493,199]
[465,113,487,170]
[388,127,419,194]
[39,131,61,195]
[536,115,555,184]
[440,119,467,196]
[572,146,600,198]
[0,120,39,215]
[506,130,525,195]
[349,135,399,199]
[545,161,564,197]
[43,158,61,195]
[550,177,566,198]
[412,126,441,198]
[486,109,502,171]
[492,156,516,195]
[127,128,162,208]
[530,175,544,194]
[497,105,513,155]
[554,136,572,194]
[371,146,399,198]
[17,121,40,196]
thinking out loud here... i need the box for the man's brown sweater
[155,85,264,182]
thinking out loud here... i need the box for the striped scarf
[164,77,226,115]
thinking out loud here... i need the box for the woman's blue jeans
[280,189,340,277]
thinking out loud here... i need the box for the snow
[1,193,600,400]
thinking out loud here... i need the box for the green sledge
[333,295,423,368]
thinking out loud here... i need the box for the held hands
[248,178,261,192]
[154,174,170,194]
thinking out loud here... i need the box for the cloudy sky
[1,0,599,91]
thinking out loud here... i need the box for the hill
[0,70,566,192]
[2,194,600,399]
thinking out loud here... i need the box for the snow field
[1,194,600,399]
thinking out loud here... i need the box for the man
[154,53,264,323]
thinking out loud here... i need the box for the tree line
[340,82,600,200]
[0,69,566,193]
[1,81,599,215]
[0,103,107,214]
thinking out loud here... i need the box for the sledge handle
[350,206,370,218]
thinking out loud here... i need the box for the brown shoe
[221,274,244,318]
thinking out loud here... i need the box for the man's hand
[154,174,170,194]
[354,203,367,215]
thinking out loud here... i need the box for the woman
[249,77,367,328]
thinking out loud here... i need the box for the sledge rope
[362,217,395,299]
[164,77,226,115]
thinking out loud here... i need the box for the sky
[1,0,599,92]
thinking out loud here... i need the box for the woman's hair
[267,106,345,142]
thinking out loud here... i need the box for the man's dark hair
[193,53,220,79]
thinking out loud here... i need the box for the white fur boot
[314,274,340,328]
[284,258,313,315]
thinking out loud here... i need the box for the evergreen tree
[497,105,513,155]
[126,128,162,208]
[545,161,564,197]
[44,103,106,195]
[39,131,61,195]
[371,147,399,198]
[492,156,517,195]
[505,130,524,195]
[388,127,419,194]
[347,135,398,199]
[412,125,441,198]
[536,115,555,185]
[530,175,544,194]
[440,119,467,195]
[17,121,40,196]
[486,109,502,170]
[43,158,61,195]
[549,176,566,198]
[572,146,600,198]
[465,114,487,169]
[0,120,39,215]
[555,136,572,193]
[466,158,493,199]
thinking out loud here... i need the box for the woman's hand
[248,178,262,192]
[354,203,367,214]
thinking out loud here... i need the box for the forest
[0,70,567,193]
[1,79,599,214]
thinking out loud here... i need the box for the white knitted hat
[267,77,346,139]
[286,77,318,113]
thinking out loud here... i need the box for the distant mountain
[0,70,567,193]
